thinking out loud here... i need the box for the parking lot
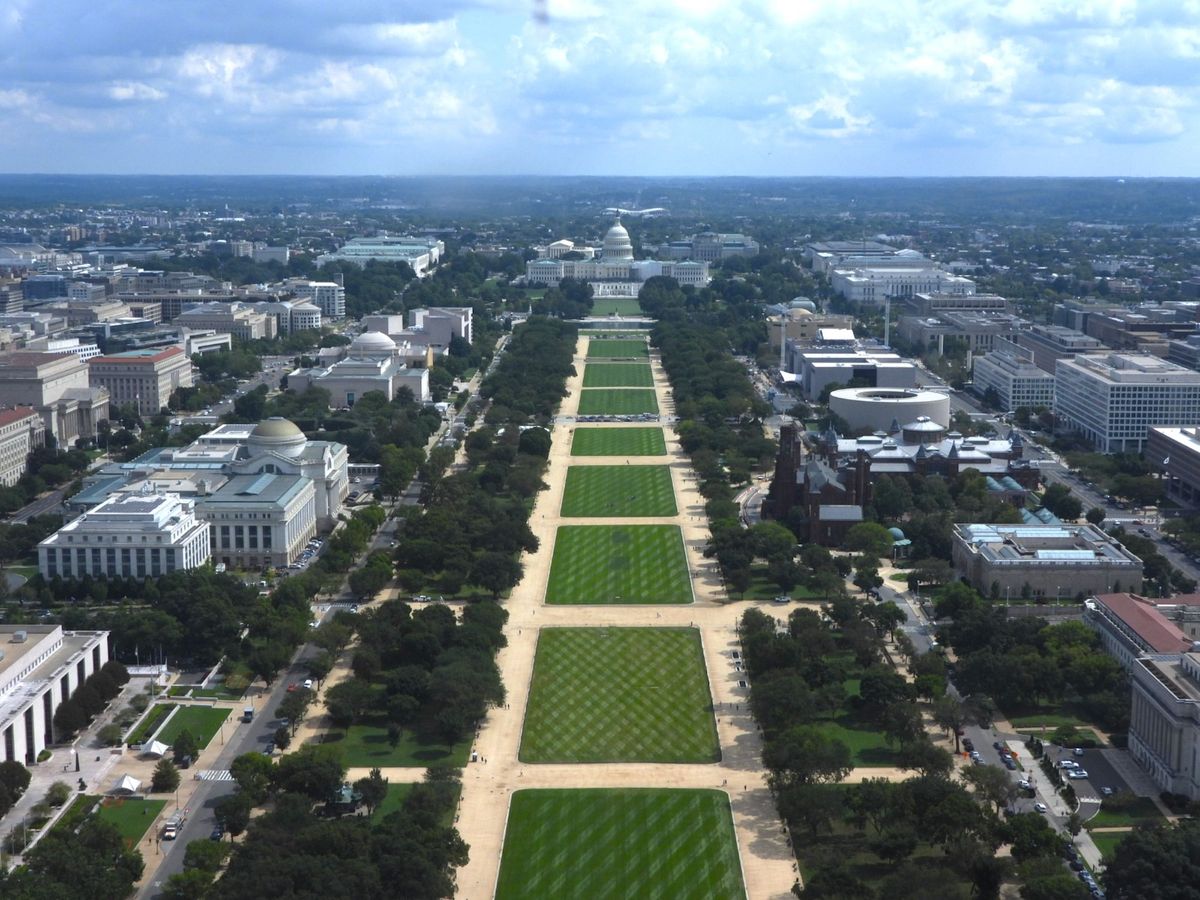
[1048,746,1137,805]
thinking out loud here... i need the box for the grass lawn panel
[95,796,167,849]
[590,298,644,317]
[496,789,744,900]
[521,627,718,763]
[815,715,902,767]
[324,718,472,767]
[561,465,675,517]
[587,339,648,358]
[155,706,231,749]
[546,525,692,605]
[1086,797,1163,829]
[741,565,820,601]
[571,427,667,457]
[1089,830,1130,862]
[583,363,654,388]
[577,388,659,415]
[372,783,460,826]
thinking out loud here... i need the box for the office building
[787,346,917,400]
[1015,324,1106,375]
[972,340,1055,411]
[88,346,194,417]
[0,408,45,486]
[662,232,760,261]
[315,236,444,277]
[38,492,211,580]
[897,311,1024,355]
[197,473,316,571]
[173,302,277,340]
[1148,426,1200,507]
[409,307,473,348]
[830,265,976,306]
[903,292,1011,315]
[0,350,109,446]
[0,279,23,314]
[0,625,110,765]
[951,523,1143,599]
[766,307,854,353]
[804,240,899,275]
[1055,353,1200,452]
[286,280,346,319]
[1081,592,1200,799]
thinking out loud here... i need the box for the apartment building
[174,302,278,341]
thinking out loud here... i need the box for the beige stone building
[0,351,109,447]
[0,407,45,485]
[88,346,193,416]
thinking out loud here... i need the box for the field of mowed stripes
[495,789,745,900]
[520,628,719,763]
[570,426,667,457]
[576,388,659,415]
[582,362,654,387]
[587,339,649,358]
[561,465,676,517]
[546,525,692,605]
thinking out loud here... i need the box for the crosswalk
[196,769,234,782]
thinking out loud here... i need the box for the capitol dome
[602,218,634,261]
[350,331,398,355]
[248,417,306,458]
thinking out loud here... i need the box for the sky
[2,0,1200,176]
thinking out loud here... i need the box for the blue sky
[2,0,1198,176]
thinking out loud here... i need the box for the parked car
[1100,786,1114,796]
[1068,769,1089,780]
[303,678,313,690]
[1034,802,1048,813]
[962,738,975,752]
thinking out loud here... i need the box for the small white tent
[110,774,141,795]
[142,740,169,758]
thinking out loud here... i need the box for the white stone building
[0,407,45,486]
[0,625,110,764]
[314,237,444,278]
[286,280,346,319]
[972,340,1055,411]
[198,472,317,571]
[1054,353,1200,452]
[0,350,109,446]
[38,492,211,580]
[287,332,431,407]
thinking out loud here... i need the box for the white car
[1059,760,1078,769]
[1068,769,1089,780]
[1033,802,1048,813]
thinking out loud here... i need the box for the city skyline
[2,1,1199,177]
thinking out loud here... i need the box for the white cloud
[0,0,1198,173]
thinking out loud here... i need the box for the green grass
[561,465,675,517]
[590,298,644,317]
[521,628,718,763]
[814,715,902,766]
[740,565,820,601]
[547,525,692,605]
[95,796,168,849]
[1006,711,1092,729]
[1086,796,1163,829]
[323,719,472,767]
[582,363,654,388]
[1089,830,1131,861]
[571,427,667,457]
[155,706,231,749]
[126,703,176,745]
[587,339,649,358]
[496,789,745,900]
[372,783,460,826]
[577,389,659,415]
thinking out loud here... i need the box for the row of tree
[51,660,130,739]
[330,599,507,746]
